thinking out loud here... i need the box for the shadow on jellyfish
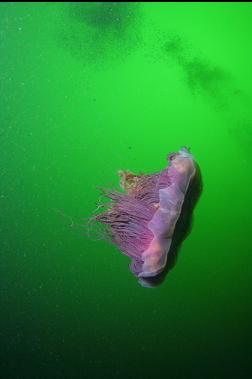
[89,147,203,288]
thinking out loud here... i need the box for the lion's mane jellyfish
[93,147,199,287]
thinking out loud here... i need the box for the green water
[1,3,252,378]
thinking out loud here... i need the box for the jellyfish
[93,147,199,287]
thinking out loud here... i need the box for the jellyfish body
[94,148,197,284]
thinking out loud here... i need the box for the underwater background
[1,2,252,378]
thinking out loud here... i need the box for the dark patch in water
[163,35,233,105]
[164,35,184,61]
[70,2,138,33]
[61,2,141,64]
[182,58,229,97]
[163,34,252,160]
